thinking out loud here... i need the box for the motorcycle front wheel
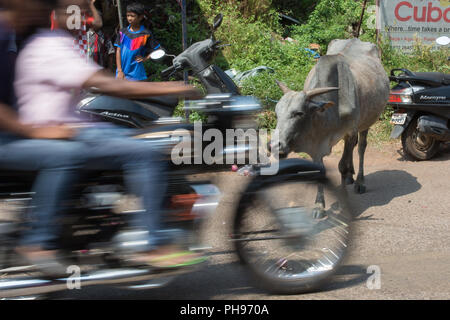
[232,177,352,294]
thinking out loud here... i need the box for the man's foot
[15,246,68,279]
[130,245,206,269]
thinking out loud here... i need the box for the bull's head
[274,81,339,157]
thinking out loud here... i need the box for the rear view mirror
[213,13,223,30]
[150,49,166,60]
[436,36,450,46]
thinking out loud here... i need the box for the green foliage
[380,39,450,75]
[290,0,362,46]
[257,110,278,130]
[145,0,449,143]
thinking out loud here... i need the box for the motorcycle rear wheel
[402,118,440,161]
[233,177,352,294]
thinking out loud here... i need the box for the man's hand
[117,70,125,80]
[28,125,76,140]
[167,82,203,99]
[135,56,147,63]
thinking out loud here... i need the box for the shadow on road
[318,264,370,293]
[346,170,422,218]
[52,261,266,300]
[429,143,450,162]
[395,143,450,162]
[51,260,372,299]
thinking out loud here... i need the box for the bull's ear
[310,101,335,113]
[275,80,291,94]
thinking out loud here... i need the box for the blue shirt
[114,25,160,81]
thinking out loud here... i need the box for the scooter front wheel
[401,118,440,161]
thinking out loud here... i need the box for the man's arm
[88,0,102,31]
[134,53,151,63]
[136,33,160,63]
[116,47,125,79]
[83,70,201,99]
[0,103,74,139]
[0,103,32,137]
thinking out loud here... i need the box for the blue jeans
[0,126,169,251]
[0,133,85,249]
[73,125,170,250]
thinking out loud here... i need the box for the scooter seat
[133,96,179,108]
[412,72,450,85]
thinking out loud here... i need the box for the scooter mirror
[213,13,223,30]
[436,36,450,46]
[150,49,166,60]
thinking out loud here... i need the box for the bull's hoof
[343,176,354,185]
[354,183,366,194]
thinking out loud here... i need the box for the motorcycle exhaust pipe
[0,267,190,299]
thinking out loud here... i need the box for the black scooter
[77,14,240,128]
[387,39,450,160]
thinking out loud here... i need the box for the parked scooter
[388,36,450,160]
[77,14,240,128]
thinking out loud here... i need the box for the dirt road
[59,140,449,300]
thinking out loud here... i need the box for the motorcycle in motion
[0,15,352,298]
[388,36,450,160]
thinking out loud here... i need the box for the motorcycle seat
[412,72,450,85]
[0,170,36,194]
[133,96,179,108]
[0,170,36,178]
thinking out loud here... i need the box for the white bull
[274,38,389,201]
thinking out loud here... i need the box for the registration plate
[390,113,407,125]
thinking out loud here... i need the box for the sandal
[15,246,69,279]
[147,251,207,269]
[128,247,207,269]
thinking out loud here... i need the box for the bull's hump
[326,39,380,60]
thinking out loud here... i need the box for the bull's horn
[275,80,292,94]
[305,87,339,100]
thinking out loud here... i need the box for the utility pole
[180,0,190,119]
[117,0,124,29]
[356,0,368,38]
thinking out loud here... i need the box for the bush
[145,0,449,138]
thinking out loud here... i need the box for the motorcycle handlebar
[161,65,176,77]
[390,68,415,77]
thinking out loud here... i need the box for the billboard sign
[377,0,450,52]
